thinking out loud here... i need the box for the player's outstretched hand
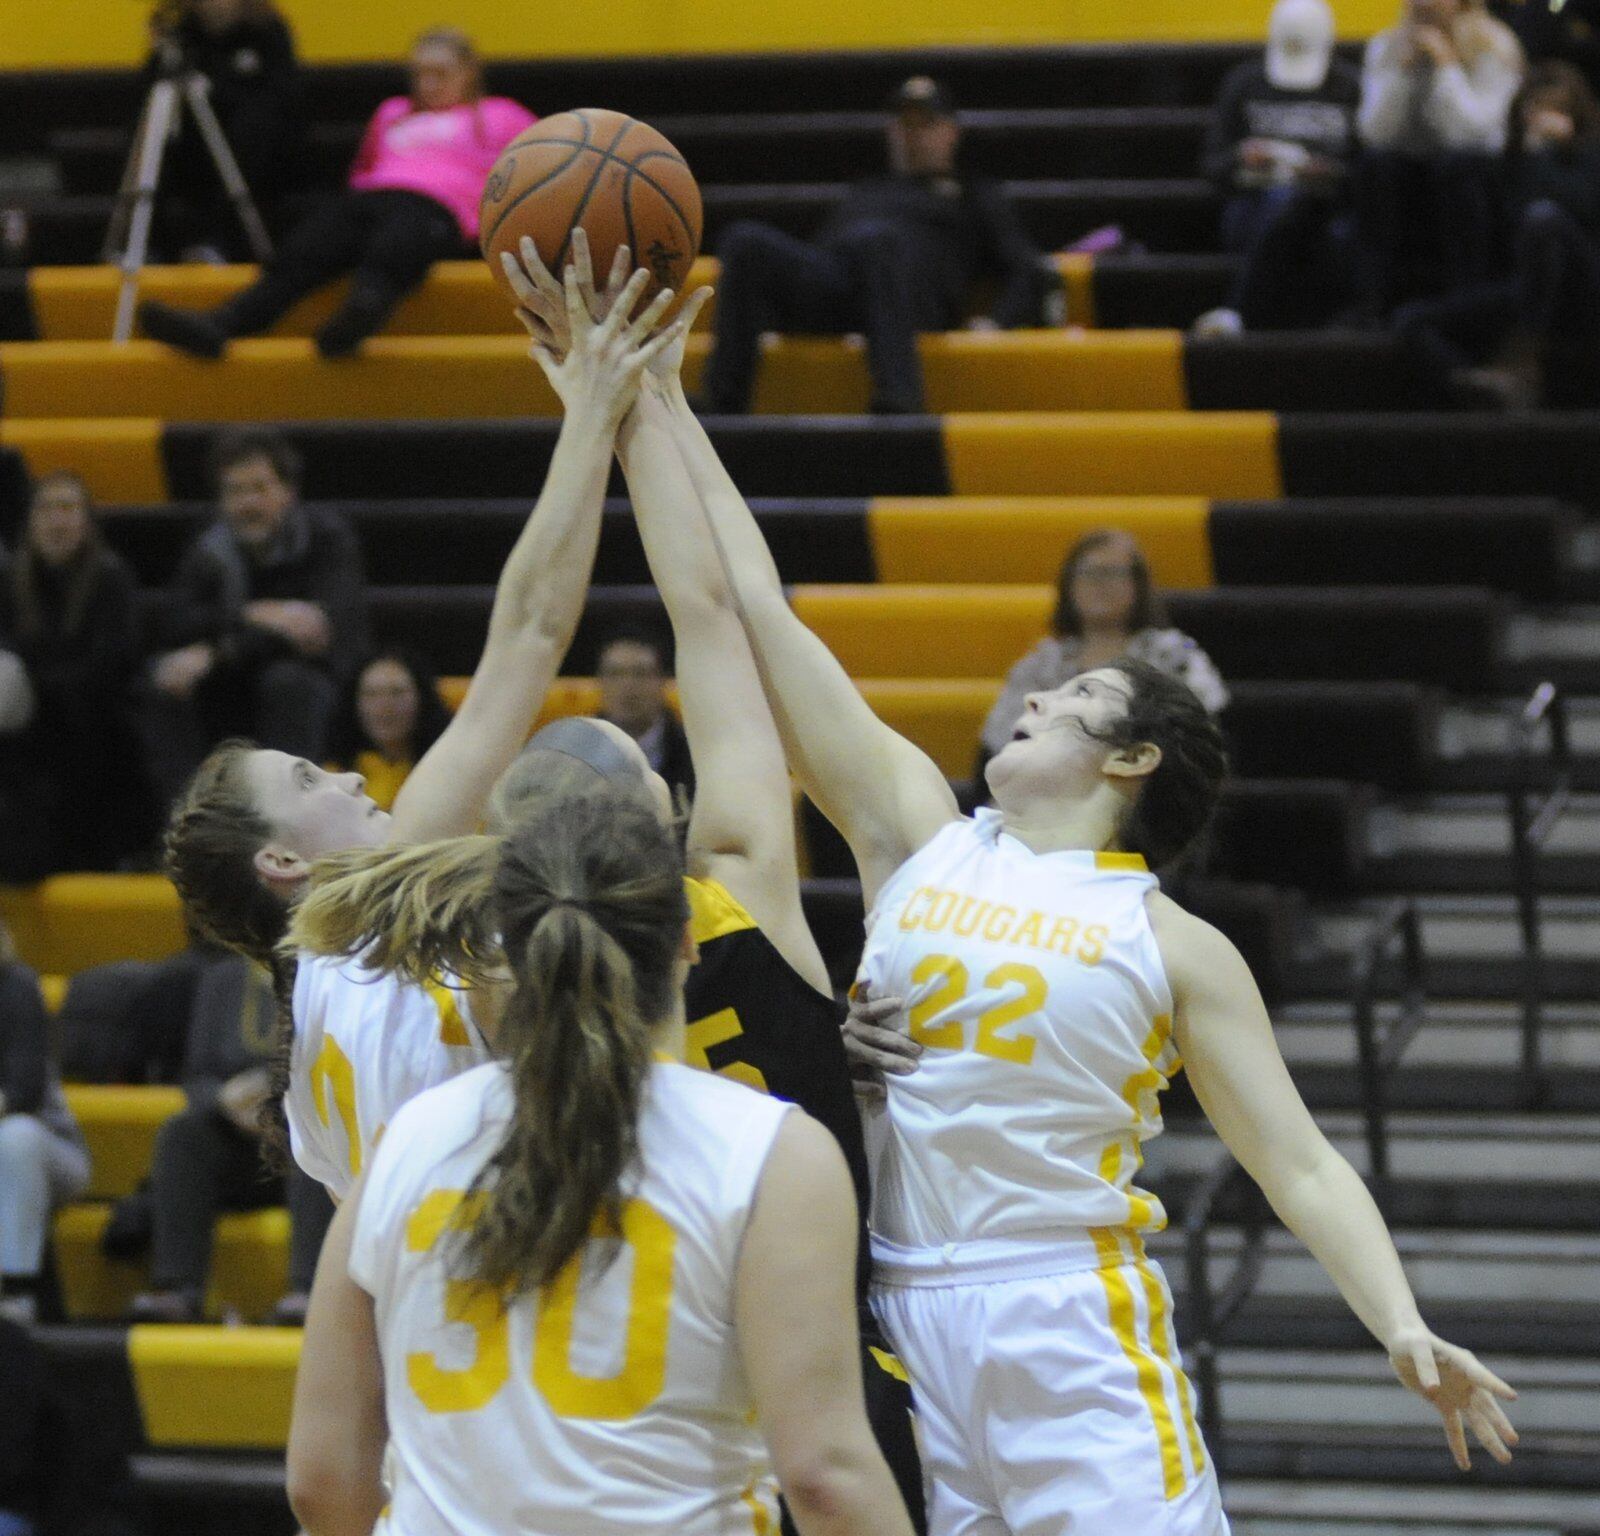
[642,285,713,398]
[521,230,685,429]
[842,991,920,1100]
[1386,1325,1518,1470]
[500,227,638,358]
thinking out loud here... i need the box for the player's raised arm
[1151,894,1520,1472]
[603,296,824,989]
[736,1113,917,1536]
[647,331,957,905]
[387,241,681,845]
[286,1182,387,1536]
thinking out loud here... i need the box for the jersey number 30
[403,1188,675,1421]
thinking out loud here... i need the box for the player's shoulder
[378,1061,506,1165]
[1144,890,1250,994]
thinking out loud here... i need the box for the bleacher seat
[0,875,184,974]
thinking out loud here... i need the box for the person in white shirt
[635,334,1521,1534]
[284,786,916,1536]
[1357,0,1525,310]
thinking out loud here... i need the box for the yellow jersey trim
[1095,851,1149,872]
[685,876,759,946]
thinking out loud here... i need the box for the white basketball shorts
[871,1228,1228,1536]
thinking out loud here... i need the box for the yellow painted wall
[3,0,1398,70]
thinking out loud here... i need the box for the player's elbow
[286,1450,372,1536]
[774,1436,881,1528]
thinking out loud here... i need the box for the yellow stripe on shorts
[869,1345,912,1385]
[1090,1226,1188,1500]
[1128,1235,1207,1476]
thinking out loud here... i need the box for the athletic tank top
[350,1060,791,1536]
[287,954,491,1199]
[856,810,1177,1251]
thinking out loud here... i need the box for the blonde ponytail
[287,835,503,985]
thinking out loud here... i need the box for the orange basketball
[479,108,702,303]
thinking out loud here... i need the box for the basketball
[479,108,703,303]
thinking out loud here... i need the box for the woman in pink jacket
[140,27,535,358]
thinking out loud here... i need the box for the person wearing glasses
[976,530,1228,778]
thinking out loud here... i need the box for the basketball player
[285,788,917,1536]
[160,260,683,1214]
[627,359,1521,1535]
[287,234,928,1529]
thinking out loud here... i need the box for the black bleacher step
[50,108,1213,197]
[1186,334,1447,413]
[132,1451,292,1536]
[161,417,950,501]
[1223,682,1441,793]
[1218,1428,1599,1493]
[1209,498,1575,599]
[0,47,1267,161]
[1285,1063,1600,1115]
[1225,1479,1600,1535]
[1177,1295,1600,1360]
[1279,413,1600,511]
[102,498,878,589]
[1165,588,1510,692]
[10,192,115,266]
[701,176,1220,251]
[1155,1173,1598,1233]
[1090,252,1237,327]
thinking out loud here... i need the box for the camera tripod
[104,46,275,342]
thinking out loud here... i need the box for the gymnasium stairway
[3,35,1599,1536]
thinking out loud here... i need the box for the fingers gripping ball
[480,108,702,302]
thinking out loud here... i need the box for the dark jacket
[1507,136,1600,229]
[0,547,142,717]
[818,173,1048,328]
[0,962,83,1148]
[159,504,369,673]
[181,955,280,1116]
[1203,57,1365,189]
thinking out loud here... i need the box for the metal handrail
[1507,681,1571,1107]
[1182,1151,1268,1463]
[1350,899,1427,1197]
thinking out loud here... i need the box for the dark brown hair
[11,472,111,643]
[163,739,299,1156]
[462,788,688,1296]
[1511,60,1600,150]
[1051,529,1165,639]
[208,427,302,497]
[1083,657,1229,868]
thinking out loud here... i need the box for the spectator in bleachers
[142,428,368,806]
[130,951,332,1323]
[138,26,534,358]
[595,626,696,810]
[324,648,450,813]
[1194,0,1367,335]
[143,0,306,263]
[1396,60,1600,403]
[0,474,157,878]
[0,921,91,1326]
[976,529,1228,774]
[700,76,1049,415]
[1358,0,1526,309]
[1494,0,1600,87]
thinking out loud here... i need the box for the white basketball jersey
[287,953,491,1200]
[857,809,1178,1250]
[350,1061,791,1536]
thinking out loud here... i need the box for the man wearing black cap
[700,76,1048,415]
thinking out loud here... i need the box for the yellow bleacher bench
[0,874,185,975]
[130,1324,300,1450]
[53,1203,289,1324]
[62,1085,186,1201]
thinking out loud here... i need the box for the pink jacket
[348,96,537,242]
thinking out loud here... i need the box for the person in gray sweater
[0,928,90,1325]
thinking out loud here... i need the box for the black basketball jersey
[683,877,872,1265]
